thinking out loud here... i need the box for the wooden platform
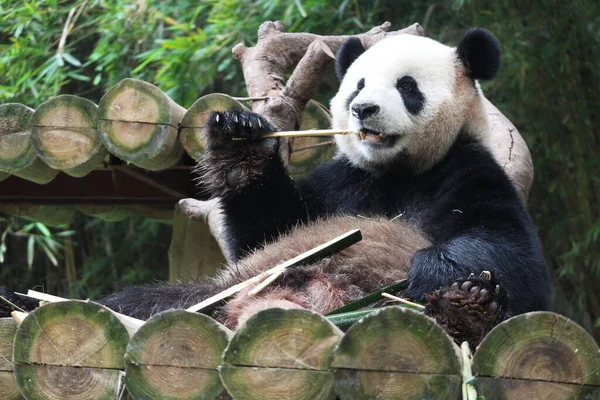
[2,303,599,400]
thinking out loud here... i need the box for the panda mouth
[359,129,397,147]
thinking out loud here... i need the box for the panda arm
[200,110,314,261]
[404,158,551,316]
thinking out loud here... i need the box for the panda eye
[400,83,413,92]
[397,76,417,93]
[357,78,365,91]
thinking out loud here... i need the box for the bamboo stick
[232,128,351,140]
[186,229,361,313]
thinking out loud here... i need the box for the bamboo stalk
[186,228,362,312]
[326,279,409,315]
[381,292,425,310]
[232,128,351,140]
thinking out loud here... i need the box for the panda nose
[351,103,380,120]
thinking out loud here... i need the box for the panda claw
[479,271,491,280]
[468,273,475,279]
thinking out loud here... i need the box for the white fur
[330,34,491,171]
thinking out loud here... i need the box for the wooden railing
[1,301,599,400]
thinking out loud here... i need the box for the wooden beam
[0,166,194,205]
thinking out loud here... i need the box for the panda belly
[215,215,431,329]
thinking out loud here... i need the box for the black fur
[193,111,550,317]
[197,109,308,261]
[456,28,501,80]
[88,113,550,320]
[335,37,365,81]
[397,75,425,115]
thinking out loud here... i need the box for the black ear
[335,37,365,81]
[456,28,501,80]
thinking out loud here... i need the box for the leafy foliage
[0,0,598,337]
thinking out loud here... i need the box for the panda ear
[456,28,501,80]
[335,37,365,81]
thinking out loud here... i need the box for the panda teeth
[359,131,366,140]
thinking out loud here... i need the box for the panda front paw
[198,110,281,194]
[423,271,507,351]
[204,109,278,150]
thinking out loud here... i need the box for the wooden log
[125,310,232,400]
[288,100,335,177]
[0,318,23,400]
[0,103,58,184]
[330,306,462,399]
[168,202,226,283]
[98,78,185,170]
[179,93,247,162]
[29,95,107,177]
[220,308,343,400]
[473,311,600,399]
[77,205,129,222]
[13,301,129,400]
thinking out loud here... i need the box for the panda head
[330,28,501,172]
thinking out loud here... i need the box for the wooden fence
[1,301,599,400]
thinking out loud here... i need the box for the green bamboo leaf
[38,240,58,266]
[35,222,51,237]
[62,52,82,67]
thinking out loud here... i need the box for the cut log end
[473,311,600,397]
[0,318,21,400]
[29,95,104,177]
[331,306,462,399]
[125,310,231,400]
[221,308,342,400]
[98,78,184,170]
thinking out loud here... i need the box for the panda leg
[423,271,507,351]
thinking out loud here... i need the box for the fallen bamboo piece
[381,292,425,310]
[20,289,144,335]
[232,128,351,140]
[186,228,362,312]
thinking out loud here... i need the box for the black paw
[0,286,37,317]
[198,110,282,193]
[204,109,278,149]
[423,271,507,351]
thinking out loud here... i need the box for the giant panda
[1,28,552,341]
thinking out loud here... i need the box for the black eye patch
[397,76,425,115]
[345,78,365,109]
